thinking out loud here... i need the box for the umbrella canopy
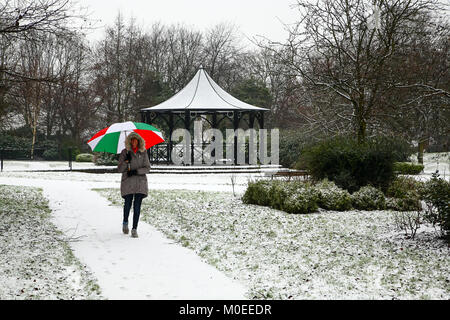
[87,121,164,154]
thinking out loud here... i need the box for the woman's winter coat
[117,132,151,198]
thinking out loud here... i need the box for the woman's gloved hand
[127,169,138,177]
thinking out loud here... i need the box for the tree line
[0,0,448,158]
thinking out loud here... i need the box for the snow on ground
[0,169,257,194]
[0,185,102,300]
[0,175,247,300]
[411,152,449,176]
[0,152,448,300]
[99,188,450,300]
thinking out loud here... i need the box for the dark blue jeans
[123,193,145,230]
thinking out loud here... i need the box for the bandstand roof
[140,66,268,112]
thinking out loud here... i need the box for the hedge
[393,162,424,175]
[300,135,399,193]
[76,153,94,162]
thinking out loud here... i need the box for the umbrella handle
[124,131,131,171]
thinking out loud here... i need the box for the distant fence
[0,148,73,172]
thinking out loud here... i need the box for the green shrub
[279,129,320,169]
[385,197,420,212]
[314,179,353,211]
[393,162,424,175]
[242,180,272,206]
[380,136,415,162]
[283,186,319,214]
[76,153,94,162]
[386,176,424,199]
[42,149,59,160]
[94,153,119,166]
[351,186,386,210]
[300,135,396,193]
[0,133,31,159]
[421,173,450,240]
[384,176,423,211]
[268,180,292,210]
[243,180,320,214]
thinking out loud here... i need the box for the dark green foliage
[59,140,80,161]
[386,176,424,199]
[381,136,415,162]
[385,176,423,211]
[0,129,80,161]
[136,71,173,108]
[94,153,119,166]
[42,149,59,160]
[278,129,318,169]
[351,186,386,210]
[393,162,424,175]
[0,133,31,159]
[268,180,291,210]
[241,180,272,206]
[243,179,355,214]
[421,173,450,240]
[35,140,59,160]
[242,180,319,214]
[231,78,272,110]
[300,135,397,193]
[314,179,353,211]
[283,187,319,214]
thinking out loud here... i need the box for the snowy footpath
[0,176,247,300]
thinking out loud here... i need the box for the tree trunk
[355,103,366,144]
[30,117,37,160]
[417,138,428,164]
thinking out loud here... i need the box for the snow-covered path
[0,176,247,300]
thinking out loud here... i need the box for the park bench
[270,170,310,181]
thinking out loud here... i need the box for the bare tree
[259,0,447,143]
[92,13,145,123]
[0,0,87,39]
[0,0,90,80]
[12,34,58,157]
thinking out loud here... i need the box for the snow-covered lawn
[99,188,450,300]
[416,152,449,175]
[0,152,448,300]
[0,185,103,300]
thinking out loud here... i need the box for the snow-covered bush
[421,173,450,240]
[393,162,424,175]
[385,197,420,212]
[76,153,94,162]
[351,186,386,210]
[283,186,319,214]
[94,153,118,166]
[242,180,272,206]
[268,180,293,210]
[300,135,398,193]
[385,176,422,211]
[313,179,352,211]
[243,180,319,214]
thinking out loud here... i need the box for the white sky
[76,0,300,46]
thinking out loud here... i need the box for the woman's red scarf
[132,146,139,153]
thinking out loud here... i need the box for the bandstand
[140,66,269,165]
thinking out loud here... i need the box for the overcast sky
[77,0,299,46]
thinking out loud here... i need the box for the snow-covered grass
[409,152,449,175]
[99,188,450,300]
[0,185,103,300]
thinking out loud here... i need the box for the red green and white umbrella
[87,121,165,154]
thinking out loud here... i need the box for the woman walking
[117,132,150,238]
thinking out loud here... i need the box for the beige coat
[117,132,151,198]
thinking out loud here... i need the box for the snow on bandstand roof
[140,66,268,112]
